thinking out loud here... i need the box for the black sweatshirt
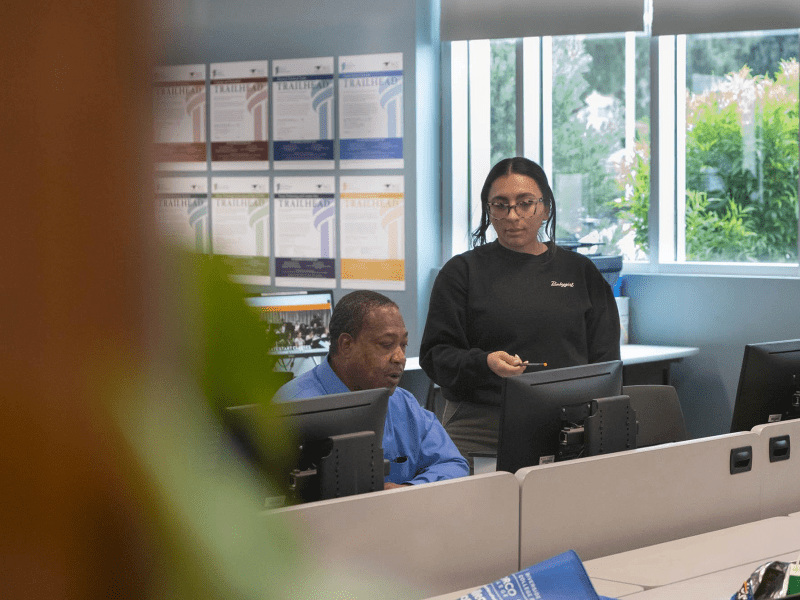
[419,241,621,407]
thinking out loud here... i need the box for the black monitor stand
[559,395,638,460]
[290,431,385,503]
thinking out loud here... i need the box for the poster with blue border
[273,57,334,170]
[339,52,403,170]
[273,176,336,288]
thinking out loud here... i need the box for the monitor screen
[224,387,391,503]
[730,339,800,433]
[245,290,333,358]
[496,361,624,474]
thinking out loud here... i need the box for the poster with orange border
[340,175,405,291]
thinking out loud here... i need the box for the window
[446,29,800,274]
[681,31,799,264]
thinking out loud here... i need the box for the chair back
[623,384,688,447]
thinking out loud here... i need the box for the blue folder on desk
[457,550,615,600]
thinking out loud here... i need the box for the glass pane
[490,39,517,166]
[684,30,799,263]
[550,34,651,262]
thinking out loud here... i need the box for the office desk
[584,516,800,589]
[403,345,699,408]
[405,346,698,374]
[620,344,698,385]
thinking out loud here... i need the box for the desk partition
[266,471,520,599]
[517,431,763,567]
[752,419,800,519]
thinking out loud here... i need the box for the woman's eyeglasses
[488,198,544,219]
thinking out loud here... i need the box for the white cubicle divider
[265,471,520,599]
[516,431,763,568]
[752,419,800,519]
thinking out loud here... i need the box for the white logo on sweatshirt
[551,281,574,288]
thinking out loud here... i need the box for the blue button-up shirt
[273,359,469,485]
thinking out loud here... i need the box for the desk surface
[584,517,800,589]
[619,344,699,365]
[619,550,799,599]
[405,345,698,372]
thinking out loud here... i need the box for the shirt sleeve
[399,392,469,485]
[584,262,622,364]
[419,258,494,399]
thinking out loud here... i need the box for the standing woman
[419,157,620,469]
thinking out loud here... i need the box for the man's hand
[384,481,411,490]
[487,351,528,377]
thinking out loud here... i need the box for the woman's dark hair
[328,290,398,356]
[471,157,557,256]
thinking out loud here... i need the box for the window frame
[443,32,800,277]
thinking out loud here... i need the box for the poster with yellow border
[155,176,209,253]
[340,175,405,291]
[211,176,270,286]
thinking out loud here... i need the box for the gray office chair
[623,385,688,447]
[425,382,446,422]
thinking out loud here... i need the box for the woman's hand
[487,351,528,377]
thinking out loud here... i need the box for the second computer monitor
[730,339,800,433]
[496,361,624,474]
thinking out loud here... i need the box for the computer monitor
[730,339,800,433]
[496,361,628,474]
[244,290,334,359]
[224,387,390,503]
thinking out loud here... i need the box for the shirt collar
[316,356,351,395]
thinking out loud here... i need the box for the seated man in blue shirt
[273,290,469,489]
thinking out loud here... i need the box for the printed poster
[211,176,271,286]
[155,176,209,253]
[273,176,336,288]
[339,52,404,169]
[153,64,207,170]
[340,176,405,291]
[209,60,269,170]
[272,57,334,170]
